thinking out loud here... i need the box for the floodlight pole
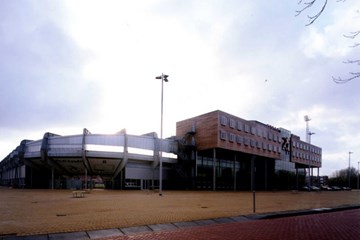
[156,73,169,196]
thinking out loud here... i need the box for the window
[257,141,262,148]
[273,134,277,142]
[229,119,236,128]
[244,124,250,133]
[229,133,235,142]
[263,131,267,139]
[220,130,227,140]
[250,139,256,147]
[251,127,256,135]
[237,135,242,144]
[237,121,243,131]
[220,116,227,126]
[244,138,249,146]
[257,129,262,137]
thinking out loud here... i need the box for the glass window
[220,116,227,126]
[251,127,256,135]
[229,119,236,128]
[273,134,277,142]
[244,124,250,133]
[237,135,242,144]
[220,130,227,140]
[229,133,235,142]
[237,121,243,131]
[257,129,262,137]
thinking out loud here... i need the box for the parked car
[341,187,352,191]
[331,186,341,191]
[310,186,320,191]
[320,185,332,191]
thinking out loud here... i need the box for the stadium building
[0,110,321,190]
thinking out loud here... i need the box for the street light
[308,132,315,186]
[348,151,353,188]
[155,73,169,196]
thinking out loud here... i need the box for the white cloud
[300,1,360,59]
[1,0,359,177]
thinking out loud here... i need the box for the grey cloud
[0,1,100,132]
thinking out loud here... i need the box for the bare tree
[295,0,328,26]
[296,0,360,83]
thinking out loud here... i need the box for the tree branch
[333,72,360,84]
[343,59,360,65]
[296,0,328,26]
[349,42,360,48]
[344,31,360,39]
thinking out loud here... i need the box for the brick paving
[103,209,360,240]
[0,188,359,237]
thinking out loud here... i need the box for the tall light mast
[304,115,311,143]
[304,115,311,186]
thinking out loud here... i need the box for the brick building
[176,110,322,190]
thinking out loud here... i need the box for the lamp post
[308,132,315,186]
[348,151,353,188]
[304,115,311,186]
[155,73,169,196]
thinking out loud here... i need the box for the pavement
[0,188,359,239]
[1,206,359,240]
[104,208,360,240]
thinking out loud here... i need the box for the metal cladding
[0,128,178,187]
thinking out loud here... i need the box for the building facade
[0,110,322,190]
[176,110,322,190]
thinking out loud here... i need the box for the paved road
[104,209,360,240]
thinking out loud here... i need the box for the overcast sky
[1,0,359,176]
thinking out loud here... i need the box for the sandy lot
[0,188,359,236]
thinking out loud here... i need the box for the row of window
[220,115,281,143]
[292,151,321,162]
[220,130,281,153]
[197,158,241,169]
[292,141,321,155]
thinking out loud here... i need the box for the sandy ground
[0,188,359,236]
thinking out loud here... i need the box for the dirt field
[0,188,359,236]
